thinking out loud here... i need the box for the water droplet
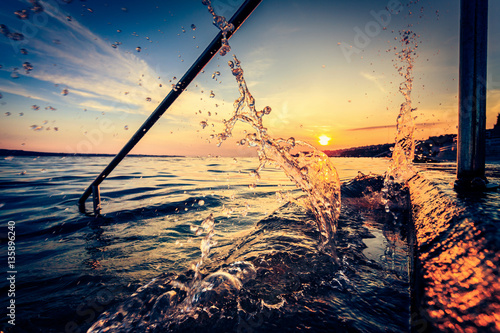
[136,46,141,52]
[19,113,23,116]
[250,170,261,180]
[30,125,43,131]
[20,170,26,175]
[61,88,69,96]
[198,200,205,206]
[5,112,11,116]
[191,24,196,31]
[4,156,14,161]
[32,105,39,110]
[23,62,33,73]
[200,121,208,129]
[124,125,129,130]
[209,91,215,98]
[14,9,29,20]
[20,48,28,55]
[212,71,220,79]
[146,97,151,102]
[219,42,231,56]
[0,93,2,99]
[67,16,72,21]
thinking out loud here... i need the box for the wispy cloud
[0,79,52,103]
[360,71,387,93]
[12,0,171,114]
[347,121,450,132]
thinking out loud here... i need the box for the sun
[318,135,331,146]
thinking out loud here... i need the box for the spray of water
[201,1,341,261]
[175,6,342,315]
[382,28,419,214]
[387,29,418,182]
[190,213,216,283]
[219,56,341,259]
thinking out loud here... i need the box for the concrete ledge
[408,174,499,333]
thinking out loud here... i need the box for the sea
[0,156,498,332]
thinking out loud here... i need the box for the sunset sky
[1,0,499,157]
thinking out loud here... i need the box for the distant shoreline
[0,149,184,158]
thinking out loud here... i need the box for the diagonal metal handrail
[78,0,262,215]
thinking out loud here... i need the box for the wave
[88,175,411,333]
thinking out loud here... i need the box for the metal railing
[78,0,262,215]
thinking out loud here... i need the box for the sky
[0,0,499,157]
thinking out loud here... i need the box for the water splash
[164,214,259,322]
[231,60,340,258]
[384,28,419,209]
[189,213,217,283]
[388,29,418,181]
[201,0,341,260]
[202,0,234,56]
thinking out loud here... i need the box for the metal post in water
[78,0,262,215]
[455,0,495,191]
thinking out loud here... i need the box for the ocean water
[0,156,498,332]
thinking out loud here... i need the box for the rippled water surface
[0,156,498,332]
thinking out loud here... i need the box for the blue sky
[0,0,499,156]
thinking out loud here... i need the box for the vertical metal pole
[455,0,488,190]
[92,185,101,216]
